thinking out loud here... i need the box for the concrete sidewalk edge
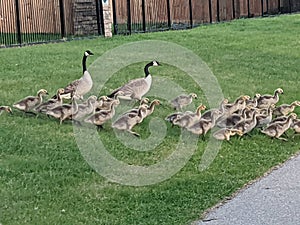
[191,150,300,224]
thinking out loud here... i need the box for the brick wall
[73,0,99,36]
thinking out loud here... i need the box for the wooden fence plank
[192,0,210,24]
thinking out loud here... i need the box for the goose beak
[153,61,161,66]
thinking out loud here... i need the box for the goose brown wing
[108,78,147,98]
[51,79,79,99]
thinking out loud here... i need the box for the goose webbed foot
[129,130,140,137]
[277,137,288,142]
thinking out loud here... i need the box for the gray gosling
[261,113,297,141]
[112,105,148,137]
[272,101,300,117]
[170,93,198,111]
[13,89,48,113]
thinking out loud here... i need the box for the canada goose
[112,105,148,137]
[170,93,198,111]
[108,60,160,101]
[144,99,161,117]
[216,107,249,128]
[256,105,274,128]
[121,97,150,117]
[0,106,12,115]
[46,100,78,125]
[213,128,243,141]
[257,88,283,108]
[224,95,250,115]
[246,93,261,108]
[165,111,185,125]
[96,91,125,111]
[261,113,297,141]
[232,111,258,135]
[52,50,94,100]
[172,104,206,128]
[270,115,290,124]
[201,99,228,121]
[186,110,221,136]
[13,89,48,113]
[72,95,98,121]
[93,95,109,111]
[84,99,120,130]
[291,119,300,134]
[272,101,300,117]
[35,88,65,113]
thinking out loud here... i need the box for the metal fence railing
[112,0,300,35]
[0,0,105,47]
[1,0,300,47]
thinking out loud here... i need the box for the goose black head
[85,50,94,56]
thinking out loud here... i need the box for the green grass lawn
[1,14,300,224]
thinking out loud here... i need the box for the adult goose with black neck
[108,60,160,101]
[52,50,94,100]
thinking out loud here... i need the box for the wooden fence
[1,0,300,46]
[0,0,74,34]
[0,0,105,46]
[112,0,300,34]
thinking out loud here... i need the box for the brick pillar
[102,0,112,37]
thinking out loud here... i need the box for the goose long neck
[144,62,152,77]
[149,102,156,112]
[57,92,62,102]
[72,100,78,112]
[286,117,294,128]
[82,54,88,74]
[110,101,117,114]
[38,92,43,103]
[196,106,202,116]
[219,101,226,113]
[274,90,279,100]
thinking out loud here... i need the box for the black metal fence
[1,0,300,47]
[0,0,104,47]
[112,0,300,35]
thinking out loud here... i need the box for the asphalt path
[196,153,300,225]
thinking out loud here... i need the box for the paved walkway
[196,153,300,225]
